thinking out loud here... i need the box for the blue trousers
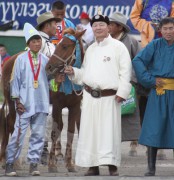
[6,112,47,164]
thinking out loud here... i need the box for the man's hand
[16,102,25,115]
[115,96,125,103]
[156,78,165,87]
[55,73,65,83]
[64,66,74,75]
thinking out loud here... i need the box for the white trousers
[6,112,47,164]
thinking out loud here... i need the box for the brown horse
[46,28,85,172]
[0,28,85,171]
[0,53,21,167]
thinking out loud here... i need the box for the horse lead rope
[65,59,83,96]
[70,78,83,96]
[62,64,83,96]
[52,46,83,96]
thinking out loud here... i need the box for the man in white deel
[65,14,132,176]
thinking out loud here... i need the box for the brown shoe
[108,165,119,176]
[84,166,99,176]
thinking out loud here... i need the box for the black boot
[108,165,119,176]
[84,166,99,176]
[145,146,158,176]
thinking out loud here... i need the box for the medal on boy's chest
[28,51,41,89]
[33,64,39,89]
[33,80,39,89]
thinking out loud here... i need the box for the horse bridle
[51,36,83,96]
[52,44,76,73]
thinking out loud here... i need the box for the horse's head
[45,28,86,76]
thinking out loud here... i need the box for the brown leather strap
[84,84,117,97]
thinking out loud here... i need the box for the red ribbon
[28,51,41,82]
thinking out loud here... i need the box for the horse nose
[46,64,53,75]
[48,65,52,70]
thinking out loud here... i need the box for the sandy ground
[0,107,174,179]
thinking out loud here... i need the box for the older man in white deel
[65,14,132,176]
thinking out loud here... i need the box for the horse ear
[74,29,86,40]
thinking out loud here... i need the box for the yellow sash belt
[156,78,174,95]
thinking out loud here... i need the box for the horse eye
[62,45,67,49]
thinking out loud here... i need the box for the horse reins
[52,47,76,68]
[52,41,83,96]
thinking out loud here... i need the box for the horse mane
[63,28,76,36]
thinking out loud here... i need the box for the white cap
[23,23,41,43]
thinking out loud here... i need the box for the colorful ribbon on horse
[50,79,59,92]
[63,34,77,42]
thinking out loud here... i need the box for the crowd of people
[0,0,174,177]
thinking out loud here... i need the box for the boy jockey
[5,23,49,176]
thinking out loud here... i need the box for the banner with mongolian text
[0,0,138,33]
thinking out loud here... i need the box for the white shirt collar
[39,31,50,41]
[94,34,112,47]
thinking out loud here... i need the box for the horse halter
[52,46,76,72]
[51,34,83,96]
[52,35,77,73]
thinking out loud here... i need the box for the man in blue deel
[133,17,174,176]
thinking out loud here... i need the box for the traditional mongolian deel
[133,38,174,148]
[71,35,132,167]
[6,23,50,170]
[141,0,172,39]
[40,31,55,58]
[6,50,50,163]
[130,0,174,47]
[109,11,141,142]
[36,11,58,58]
[10,51,49,118]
